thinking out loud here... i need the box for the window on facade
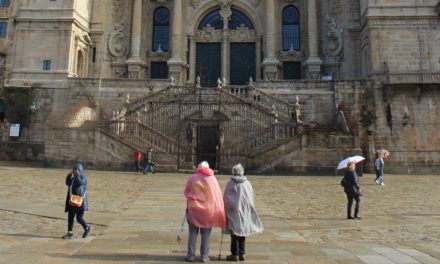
[0,0,10,7]
[282,5,300,51]
[283,62,301,80]
[150,62,168,79]
[198,8,253,30]
[152,7,169,52]
[43,60,51,70]
[0,21,7,38]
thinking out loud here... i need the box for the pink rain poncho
[184,167,226,229]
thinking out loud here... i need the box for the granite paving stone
[1,162,440,263]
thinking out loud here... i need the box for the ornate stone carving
[196,25,222,41]
[229,24,257,40]
[250,0,261,8]
[190,0,201,9]
[325,17,343,58]
[112,0,125,22]
[108,22,128,59]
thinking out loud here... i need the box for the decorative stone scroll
[108,22,128,59]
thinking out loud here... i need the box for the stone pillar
[222,30,230,82]
[262,0,279,80]
[304,0,323,79]
[127,0,146,79]
[168,0,186,85]
[188,35,196,84]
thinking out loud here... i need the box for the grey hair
[198,161,210,169]
[232,163,244,176]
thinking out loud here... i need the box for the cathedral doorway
[196,124,219,169]
[196,43,221,87]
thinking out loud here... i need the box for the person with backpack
[341,162,362,220]
[374,151,385,185]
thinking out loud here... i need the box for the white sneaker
[375,180,379,185]
[380,182,385,186]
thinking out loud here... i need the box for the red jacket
[134,150,142,161]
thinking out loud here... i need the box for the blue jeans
[187,220,212,261]
[143,163,155,174]
[375,168,384,183]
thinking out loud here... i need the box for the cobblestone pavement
[0,162,439,263]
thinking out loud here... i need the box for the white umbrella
[337,155,365,170]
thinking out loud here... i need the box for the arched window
[229,9,254,29]
[198,9,223,29]
[152,7,169,52]
[198,8,254,30]
[282,5,300,51]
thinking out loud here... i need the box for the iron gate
[107,86,294,172]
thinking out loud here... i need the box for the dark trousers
[134,160,140,172]
[230,234,246,256]
[346,192,361,217]
[67,207,88,232]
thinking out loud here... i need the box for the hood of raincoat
[223,177,263,236]
[184,169,226,229]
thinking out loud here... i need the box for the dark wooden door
[230,43,256,85]
[196,43,221,87]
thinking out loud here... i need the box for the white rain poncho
[223,175,263,236]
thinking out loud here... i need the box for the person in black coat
[343,162,362,219]
[62,162,91,239]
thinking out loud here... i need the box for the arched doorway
[193,6,259,87]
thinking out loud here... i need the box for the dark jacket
[343,169,360,195]
[65,163,89,212]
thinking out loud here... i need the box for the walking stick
[176,211,187,246]
[218,233,224,260]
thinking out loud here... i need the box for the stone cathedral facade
[0,0,439,174]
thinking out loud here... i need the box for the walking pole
[218,233,224,260]
[177,211,187,246]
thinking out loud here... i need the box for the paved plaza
[0,162,439,264]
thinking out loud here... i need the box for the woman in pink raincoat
[184,161,226,262]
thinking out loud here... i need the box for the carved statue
[217,78,222,89]
[247,77,255,91]
[294,96,303,124]
[108,22,127,59]
[196,76,202,89]
[218,127,225,148]
[221,77,228,89]
[186,122,196,144]
[271,105,279,124]
[170,76,176,86]
[125,93,130,104]
[325,17,343,58]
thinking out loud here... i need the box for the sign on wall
[9,123,21,137]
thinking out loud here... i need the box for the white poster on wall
[9,123,21,137]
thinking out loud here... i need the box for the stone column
[168,0,186,85]
[127,0,146,79]
[188,35,196,84]
[304,0,322,79]
[262,0,279,80]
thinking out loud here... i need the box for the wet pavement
[0,162,439,263]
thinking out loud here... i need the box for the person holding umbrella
[342,162,362,219]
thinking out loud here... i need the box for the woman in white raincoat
[223,164,263,261]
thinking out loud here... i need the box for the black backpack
[340,175,349,187]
